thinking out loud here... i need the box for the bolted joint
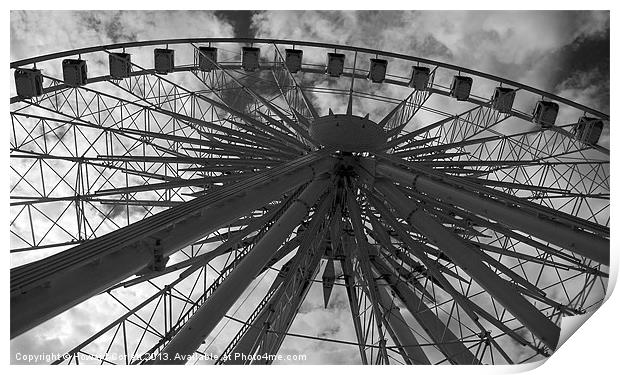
[477,330,492,340]
[150,238,170,272]
[136,238,170,274]
[378,338,387,349]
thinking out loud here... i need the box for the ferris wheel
[10,38,610,365]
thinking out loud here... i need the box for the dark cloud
[213,11,255,38]
[81,12,138,44]
[252,10,609,96]
[551,32,610,113]
[415,34,453,59]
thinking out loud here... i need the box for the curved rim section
[10,37,609,120]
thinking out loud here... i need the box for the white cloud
[10,10,235,61]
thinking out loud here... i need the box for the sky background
[8,9,612,366]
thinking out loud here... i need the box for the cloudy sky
[9,9,611,366]
[11,10,610,113]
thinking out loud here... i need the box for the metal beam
[346,189,392,364]
[236,192,336,363]
[374,274,431,365]
[151,176,332,364]
[365,177,561,350]
[371,256,480,364]
[367,193,546,356]
[374,161,609,265]
[340,237,370,365]
[11,154,335,338]
[366,203,535,353]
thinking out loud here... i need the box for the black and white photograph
[7,5,615,369]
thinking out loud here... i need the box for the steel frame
[10,38,609,366]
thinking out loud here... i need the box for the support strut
[11,155,335,338]
[151,176,332,364]
[373,161,609,265]
[364,177,561,350]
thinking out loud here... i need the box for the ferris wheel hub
[308,113,387,152]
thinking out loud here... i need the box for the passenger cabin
[62,59,88,87]
[14,68,44,98]
[242,47,260,71]
[326,53,345,77]
[285,49,303,73]
[409,66,430,90]
[198,46,218,71]
[368,58,388,83]
[154,49,175,74]
[491,87,516,114]
[533,101,559,128]
[450,76,473,101]
[574,116,604,145]
[109,52,131,79]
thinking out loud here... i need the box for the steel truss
[10,38,609,365]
